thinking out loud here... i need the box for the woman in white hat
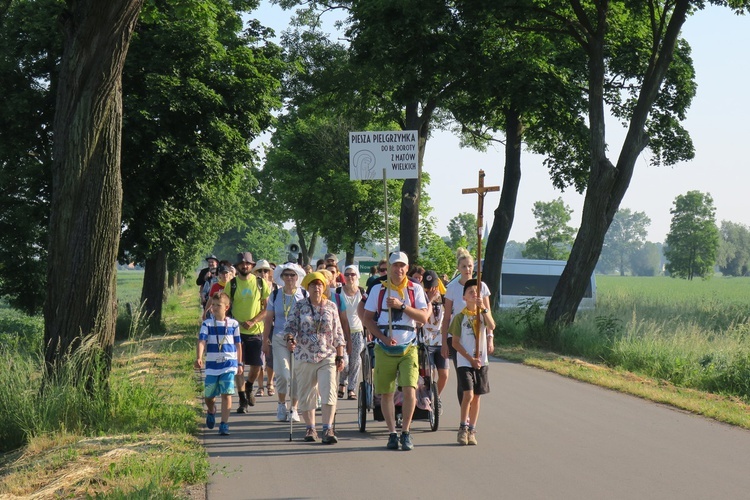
[262,262,306,422]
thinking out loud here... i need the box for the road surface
[202,358,750,499]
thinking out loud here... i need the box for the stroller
[357,328,440,432]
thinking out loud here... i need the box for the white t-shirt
[448,311,489,368]
[364,281,428,346]
[444,278,491,317]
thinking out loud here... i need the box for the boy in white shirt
[447,279,496,446]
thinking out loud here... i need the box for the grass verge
[0,284,207,499]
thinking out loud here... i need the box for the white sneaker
[276,403,288,422]
[290,408,300,422]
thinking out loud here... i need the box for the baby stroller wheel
[357,381,367,432]
[429,381,440,431]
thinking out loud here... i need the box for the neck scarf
[461,307,481,338]
[383,277,408,299]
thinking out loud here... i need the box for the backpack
[374,281,416,320]
[228,276,266,317]
[333,285,365,311]
[271,286,308,304]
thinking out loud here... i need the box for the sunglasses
[344,273,357,277]
[281,273,297,278]
[378,268,387,272]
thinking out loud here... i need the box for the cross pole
[462,170,499,364]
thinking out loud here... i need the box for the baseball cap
[389,251,409,266]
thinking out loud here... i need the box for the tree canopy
[664,190,720,280]
[523,198,576,260]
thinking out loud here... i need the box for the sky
[251,2,750,243]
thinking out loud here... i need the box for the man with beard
[225,252,271,413]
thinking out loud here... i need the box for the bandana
[383,277,408,300]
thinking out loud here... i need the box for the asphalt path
[202,358,750,499]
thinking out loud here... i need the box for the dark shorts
[456,365,490,395]
[241,335,263,367]
[427,346,448,370]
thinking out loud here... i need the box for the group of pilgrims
[194,247,495,448]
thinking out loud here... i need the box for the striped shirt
[199,318,241,376]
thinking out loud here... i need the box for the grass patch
[0,281,206,499]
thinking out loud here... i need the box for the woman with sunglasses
[333,265,367,400]
[263,262,306,422]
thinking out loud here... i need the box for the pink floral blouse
[283,298,345,363]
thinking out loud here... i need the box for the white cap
[389,251,409,266]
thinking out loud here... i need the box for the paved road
[202,358,750,499]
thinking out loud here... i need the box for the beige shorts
[294,357,338,412]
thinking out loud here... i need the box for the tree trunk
[345,249,355,266]
[295,219,318,266]
[545,0,689,326]
[44,0,144,383]
[483,107,523,309]
[398,100,434,264]
[141,249,167,326]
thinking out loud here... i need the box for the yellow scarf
[461,307,481,338]
[383,277,408,300]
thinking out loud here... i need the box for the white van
[496,259,596,310]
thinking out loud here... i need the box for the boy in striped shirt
[195,292,243,435]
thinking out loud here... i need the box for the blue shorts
[204,371,236,398]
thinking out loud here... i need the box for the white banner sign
[349,131,419,180]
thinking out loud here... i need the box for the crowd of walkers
[194,248,494,448]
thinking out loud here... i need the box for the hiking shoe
[400,431,414,451]
[457,427,468,446]
[304,428,318,442]
[206,412,216,429]
[247,390,256,407]
[289,409,300,422]
[276,403,288,422]
[387,433,400,450]
[467,430,477,446]
[218,422,230,435]
[322,428,338,444]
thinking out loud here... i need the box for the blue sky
[253,2,750,243]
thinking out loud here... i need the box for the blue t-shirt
[266,287,307,336]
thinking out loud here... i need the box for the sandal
[337,385,345,398]
[347,391,357,400]
[256,387,264,397]
[267,386,275,396]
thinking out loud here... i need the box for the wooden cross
[462,170,499,364]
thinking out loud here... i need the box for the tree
[664,190,720,280]
[717,221,750,276]
[631,242,662,277]
[119,0,284,323]
[418,233,455,277]
[260,109,399,266]
[529,0,734,325]
[44,0,144,383]
[522,198,575,260]
[0,0,61,314]
[447,212,478,251]
[599,208,651,275]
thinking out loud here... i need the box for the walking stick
[288,346,295,442]
[462,170,499,363]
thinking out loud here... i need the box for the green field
[498,275,750,403]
